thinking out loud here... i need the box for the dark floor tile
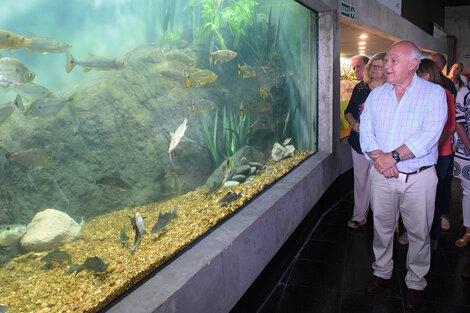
[345,229,375,266]
[408,301,470,313]
[443,251,470,277]
[342,263,402,298]
[285,259,344,291]
[258,284,340,313]
[340,291,404,313]
[298,239,346,263]
[399,273,470,307]
[309,223,348,242]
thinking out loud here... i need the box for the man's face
[351,57,366,80]
[384,44,416,86]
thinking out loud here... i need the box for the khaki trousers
[351,148,372,222]
[369,166,437,290]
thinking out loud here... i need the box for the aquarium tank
[0,0,317,311]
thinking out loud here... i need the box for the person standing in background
[350,55,370,81]
[429,52,457,99]
[344,52,386,229]
[360,41,447,309]
[447,62,467,92]
[417,59,456,251]
[452,84,470,248]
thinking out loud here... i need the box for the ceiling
[340,1,469,57]
[340,19,398,57]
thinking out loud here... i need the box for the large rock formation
[21,209,81,252]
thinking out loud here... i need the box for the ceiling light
[360,34,368,39]
[358,42,366,45]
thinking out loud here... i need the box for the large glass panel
[0,1,317,311]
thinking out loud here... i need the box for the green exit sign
[341,2,355,19]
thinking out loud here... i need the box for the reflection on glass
[0,0,317,311]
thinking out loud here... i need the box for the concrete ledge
[103,151,341,313]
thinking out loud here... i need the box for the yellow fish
[185,69,217,88]
[237,64,256,79]
[0,30,31,54]
[209,49,237,65]
[259,86,271,99]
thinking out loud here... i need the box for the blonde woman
[344,52,386,228]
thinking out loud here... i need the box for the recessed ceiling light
[358,42,366,45]
[360,34,368,39]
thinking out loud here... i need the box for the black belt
[398,165,433,182]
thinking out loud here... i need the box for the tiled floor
[232,173,470,313]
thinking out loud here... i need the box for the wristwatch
[391,150,400,163]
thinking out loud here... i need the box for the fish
[119,223,129,243]
[217,191,242,205]
[195,99,215,113]
[283,138,292,146]
[0,95,23,126]
[163,49,197,67]
[209,49,237,65]
[69,256,109,275]
[40,249,72,269]
[96,173,131,191]
[221,158,233,185]
[168,118,188,161]
[151,204,178,234]
[66,52,125,73]
[157,69,186,84]
[0,29,31,54]
[237,64,256,79]
[25,93,76,118]
[185,69,217,88]
[259,86,271,99]
[0,224,26,246]
[23,32,70,55]
[5,148,52,171]
[0,57,35,87]
[0,305,8,312]
[204,181,221,199]
[129,212,144,255]
[14,83,53,102]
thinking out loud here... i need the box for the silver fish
[25,94,75,118]
[0,95,23,126]
[168,118,188,161]
[66,52,125,73]
[0,57,35,87]
[24,32,70,55]
[129,212,144,255]
[14,83,52,102]
[0,224,26,246]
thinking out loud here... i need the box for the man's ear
[409,59,418,71]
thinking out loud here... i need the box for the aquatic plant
[222,102,252,157]
[185,0,257,49]
[198,107,221,167]
[161,28,183,49]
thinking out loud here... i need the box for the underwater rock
[223,181,239,188]
[239,157,249,166]
[231,174,246,183]
[234,165,251,176]
[272,143,295,162]
[21,209,81,252]
[203,146,264,190]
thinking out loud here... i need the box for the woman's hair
[417,58,444,87]
[363,52,386,85]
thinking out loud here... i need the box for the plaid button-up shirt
[360,74,447,173]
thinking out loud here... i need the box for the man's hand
[382,165,399,178]
[373,152,396,174]
[367,150,384,160]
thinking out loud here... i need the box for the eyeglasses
[371,64,383,70]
